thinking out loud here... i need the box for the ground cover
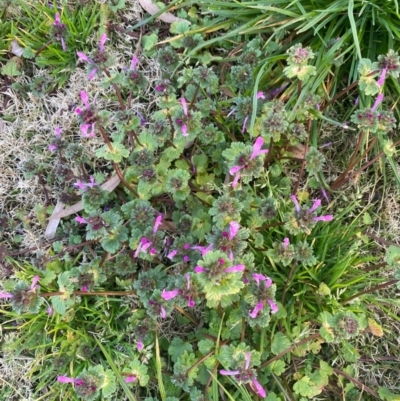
[1,0,400,400]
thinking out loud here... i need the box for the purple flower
[194,266,209,273]
[48,144,58,152]
[229,221,240,240]
[0,292,13,299]
[371,93,384,112]
[250,137,269,160]
[192,244,213,256]
[153,214,163,234]
[47,306,54,316]
[75,215,87,224]
[267,299,278,314]
[137,339,144,351]
[85,176,98,188]
[224,264,245,273]
[125,375,136,383]
[251,273,269,286]
[134,238,153,258]
[131,55,139,71]
[377,68,387,86]
[167,249,178,260]
[76,91,96,137]
[54,13,67,51]
[229,137,268,187]
[99,33,108,53]
[220,370,240,376]
[57,376,84,385]
[81,286,88,292]
[313,215,333,222]
[309,199,321,213]
[249,302,264,318]
[290,194,301,213]
[257,91,265,99]
[160,305,166,318]
[252,378,267,398]
[76,34,108,80]
[282,238,290,249]
[161,289,180,300]
[30,275,40,291]
[241,115,249,134]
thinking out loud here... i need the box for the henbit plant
[2,26,400,400]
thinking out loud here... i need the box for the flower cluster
[284,195,333,235]
[50,13,68,51]
[220,352,266,398]
[77,33,109,80]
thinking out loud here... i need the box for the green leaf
[168,338,193,363]
[51,295,67,315]
[319,326,335,343]
[293,376,314,397]
[142,33,158,51]
[102,370,117,398]
[271,332,291,355]
[341,341,360,362]
[198,339,215,355]
[270,359,285,376]
[1,59,21,76]
[22,47,36,59]
[378,387,400,401]
[193,154,208,173]
[40,269,57,286]
[96,143,130,163]
[385,245,400,268]
[108,0,125,12]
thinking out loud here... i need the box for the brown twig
[342,279,398,305]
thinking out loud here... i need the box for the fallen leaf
[48,175,121,223]
[138,0,190,24]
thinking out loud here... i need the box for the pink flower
[124,375,136,383]
[160,305,166,318]
[131,55,139,71]
[161,289,180,300]
[220,370,240,376]
[134,238,152,258]
[241,115,249,134]
[181,124,188,136]
[181,97,188,116]
[224,264,245,273]
[167,249,178,260]
[137,339,144,351]
[57,376,83,385]
[257,91,265,99]
[99,33,108,53]
[194,266,208,273]
[73,180,87,191]
[249,302,264,318]
[54,13,61,26]
[192,244,213,256]
[47,307,54,316]
[75,215,87,224]
[250,137,269,160]
[49,144,58,152]
[371,93,384,112]
[153,214,163,234]
[229,221,240,240]
[251,273,267,285]
[0,292,13,299]
[76,51,91,63]
[313,215,333,222]
[290,194,301,213]
[80,123,96,137]
[55,127,62,138]
[377,68,387,86]
[88,68,98,81]
[267,299,278,314]
[252,378,267,398]
[309,199,321,213]
[81,286,88,292]
[30,275,40,291]
[282,238,290,249]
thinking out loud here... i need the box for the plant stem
[186,350,214,374]
[189,82,200,111]
[40,290,136,297]
[342,279,398,305]
[35,39,53,56]
[102,69,126,110]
